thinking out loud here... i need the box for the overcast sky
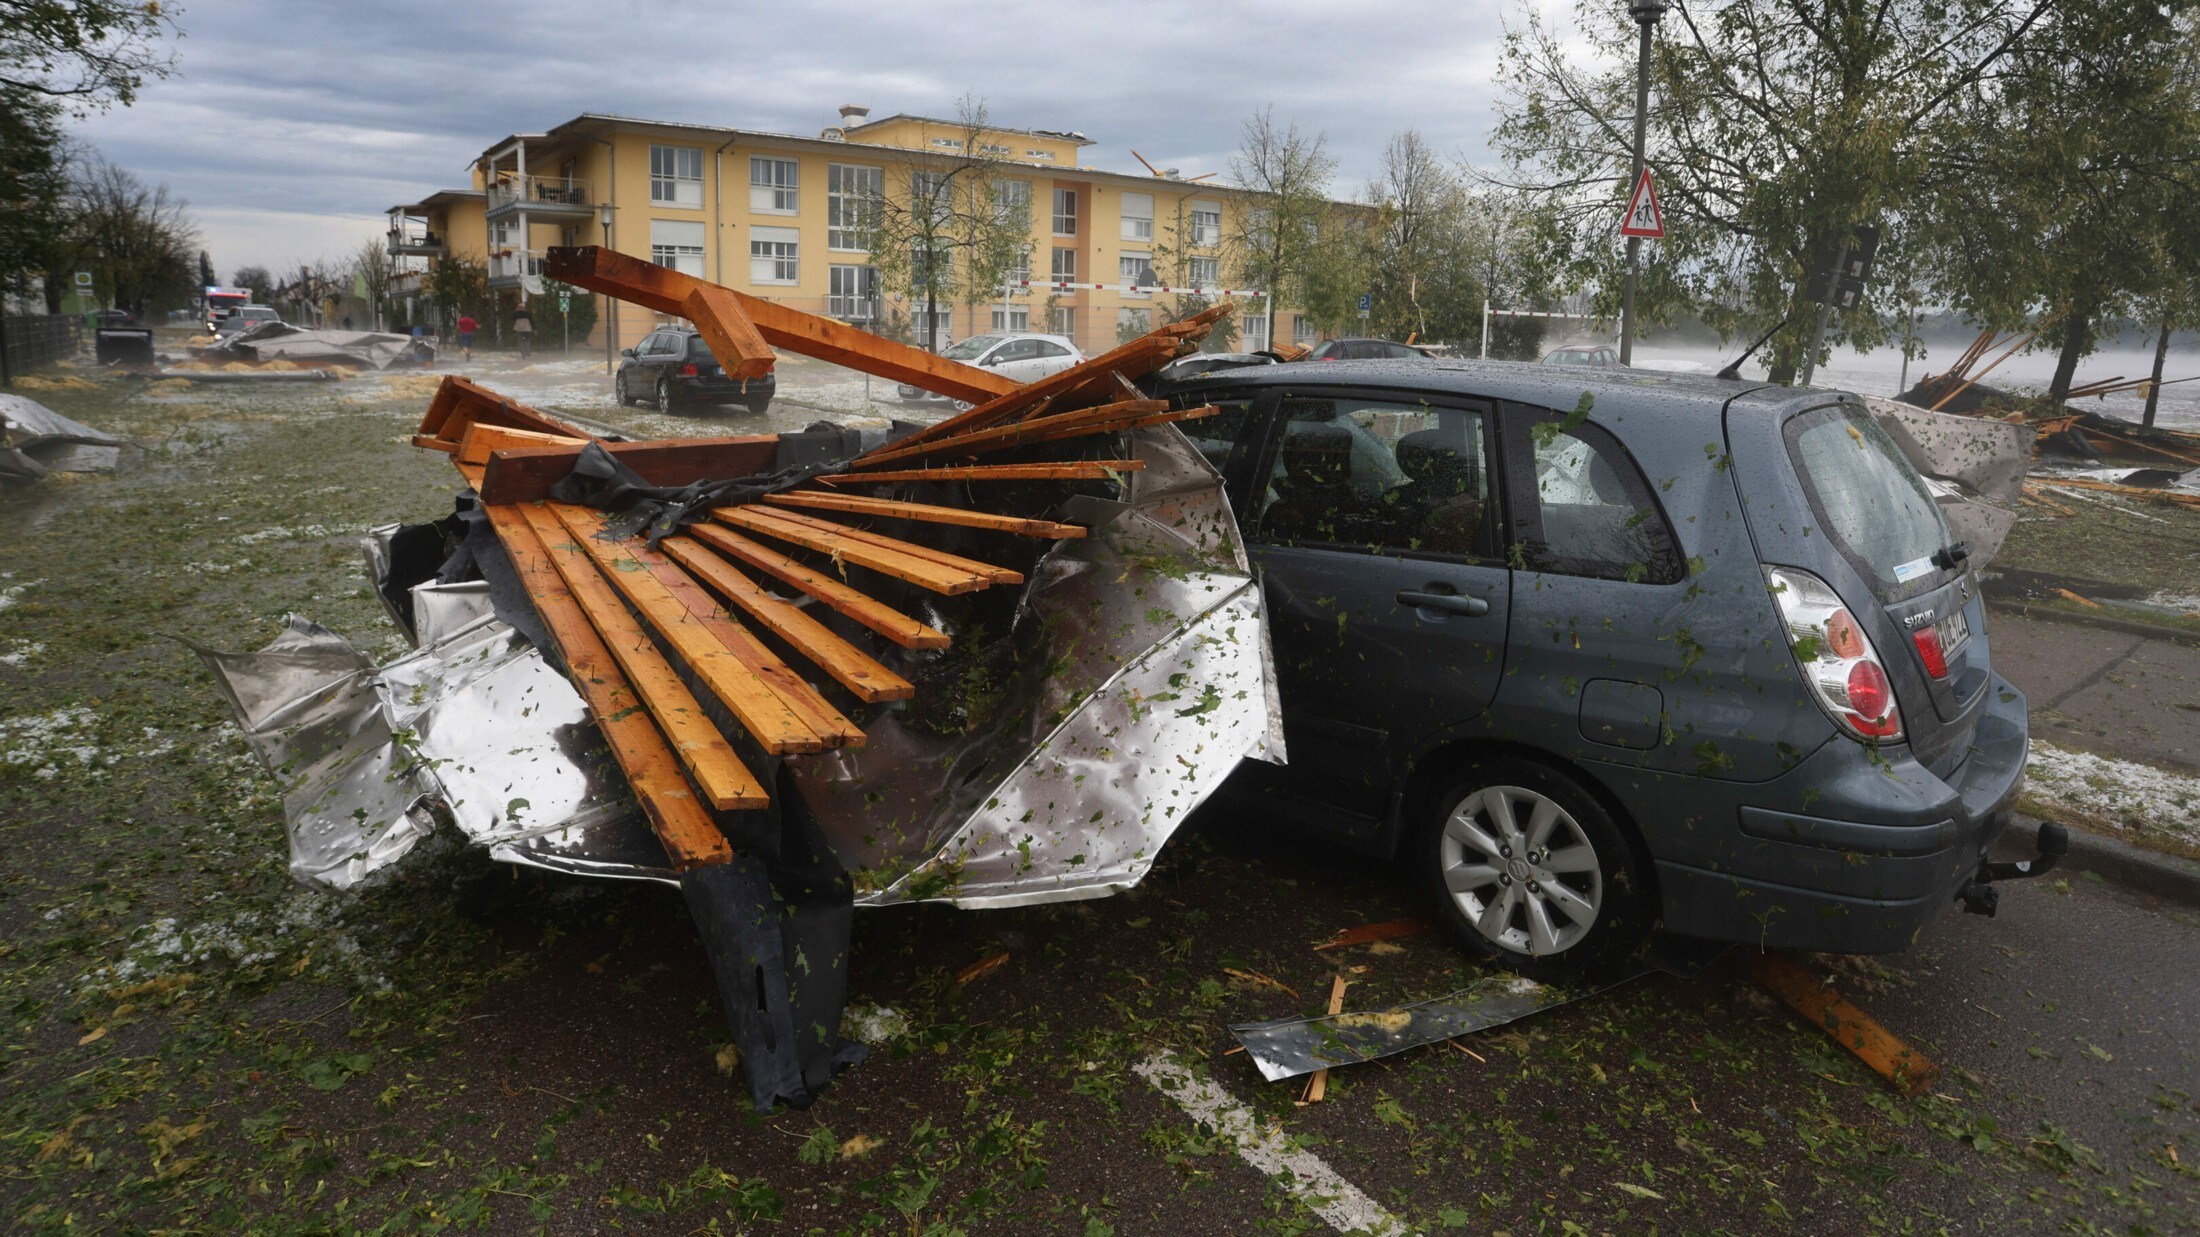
[65,0,1553,280]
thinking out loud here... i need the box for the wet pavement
[1989,606,2200,773]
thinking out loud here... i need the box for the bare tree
[862,95,1031,350]
[351,236,392,331]
[69,154,197,315]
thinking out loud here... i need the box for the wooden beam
[478,435,779,505]
[851,398,1170,468]
[709,506,1000,595]
[684,523,950,650]
[660,536,915,704]
[487,503,761,841]
[414,375,592,446]
[683,282,775,381]
[763,490,1086,539]
[543,246,1015,405]
[532,503,826,754]
[457,422,586,467]
[550,505,865,750]
[812,460,1144,486]
[731,505,1023,585]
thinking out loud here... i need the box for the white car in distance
[897,333,1085,406]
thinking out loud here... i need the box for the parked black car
[1153,359,2038,976]
[1307,337,1432,361]
[615,327,774,415]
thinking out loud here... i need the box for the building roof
[388,188,485,214]
[847,112,1095,146]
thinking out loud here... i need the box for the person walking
[512,302,534,359]
[455,312,478,362]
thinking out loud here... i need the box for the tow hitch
[1957,821,2070,917]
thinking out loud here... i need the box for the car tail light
[1912,625,1949,679]
[678,363,699,377]
[1765,566,1904,743]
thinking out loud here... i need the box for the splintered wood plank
[416,375,592,447]
[733,506,1024,586]
[550,504,864,749]
[458,422,586,466]
[683,282,775,380]
[478,435,779,505]
[762,491,1086,539]
[850,398,1169,467]
[534,503,828,754]
[811,460,1145,486]
[411,434,460,454]
[855,402,1220,468]
[709,506,996,595]
[543,246,1014,404]
[684,523,950,650]
[661,536,915,704]
[507,503,776,806]
[487,504,759,847]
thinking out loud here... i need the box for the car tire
[1414,755,1651,980]
[746,397,770,416]
[614,371,629,406]
[656,376,677,415]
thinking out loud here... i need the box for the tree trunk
[2048,301,2092,406]
[2143,319,2171,428]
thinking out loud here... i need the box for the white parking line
[1135,1050,1410,1237]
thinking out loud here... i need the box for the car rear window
[686,335,715,358]
[1785,406,1950,601]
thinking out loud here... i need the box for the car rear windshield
[1785,405,1950,601]
[686,335,716,358]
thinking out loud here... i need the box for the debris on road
[182,321,435,371]
[1311,916,1436,952]
[1752,950,1941,1095]
[0,394,121,485]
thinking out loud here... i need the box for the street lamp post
[598,202,616,374]
[1618,0,1668,367]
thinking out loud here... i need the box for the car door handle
[1397,589,1489,616]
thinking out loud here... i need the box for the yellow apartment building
[387,107,1340,360]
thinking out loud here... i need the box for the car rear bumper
[1629,673,2029,953]
[680,374,774,403]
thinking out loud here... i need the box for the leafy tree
[1226,107,1336,347]
[68,153,196,315]
[1493,0,2055,382]
[0,0,179,110]
[426,255,487,327]
[861,96,1031,350]
[350,236,391,331]
[0,84,71,301]
[231,263,271,302]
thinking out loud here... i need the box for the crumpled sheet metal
[795,424,1286,907]
[196,596,658,890]
[1862,395,2025,568]
[1,393,121,483]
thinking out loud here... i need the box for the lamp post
[598,202,616,374]
[1618,0,1668,367]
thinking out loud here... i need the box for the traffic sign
[558,292,571,311]
[1357,293,1371,313]
[1619,168,1664,239]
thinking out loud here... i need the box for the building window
[491,218,518,250]
[993,178,1031,226]
[1120,253,1154,295]
[1027,149,1056,161]
[1120,192,1154,242]
[828,164,880,251]
[929,136,964,149]
[1242,314,1269,351]
[991,306,1030,332]
[979,142,1014,156]
[1051,305,1075,336]
[828,264,878,320]
[1050,247,1076,286]
[1293,314,1316,345]
[750,225,799,284]
[650,219,706,278]
[1191,202,1222,248]
[913,170,952,225]
[1007,248,1031,284]
[1189,256,1220,288]
[1117,307,1151,336]
[750,157,798,214]
[910,244,952,292]
[650,145,703,208]
[1052,188,1077,236]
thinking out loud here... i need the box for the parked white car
[897,333,1085,403]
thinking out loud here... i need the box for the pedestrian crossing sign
[1620,168,1664,239]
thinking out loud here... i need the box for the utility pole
[1618,0,1668,366]
[1798,241,1848,388]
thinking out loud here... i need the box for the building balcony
[484,175,592,219]
[386,229,446,257]
[488,249,545,286]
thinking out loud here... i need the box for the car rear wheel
[656,376,677,415]
[614,371,629,406]
[746,397,771,416]
[1416,756,1650,980]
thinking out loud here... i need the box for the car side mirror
[620,348,637,358]
[979,354,1000,366]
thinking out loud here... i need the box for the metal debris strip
[0,394,120,485]
[1231,942,1727,1083]
[185,321,435,370]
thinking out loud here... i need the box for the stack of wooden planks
[404,248,1233,875]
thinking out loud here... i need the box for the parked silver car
[897,332,1085,405]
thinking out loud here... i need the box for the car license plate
[1937,606,1971,657]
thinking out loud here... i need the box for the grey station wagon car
[1153,360,2035,978]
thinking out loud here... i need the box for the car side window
[1250,396,1494,559]
[1032,341,1070,359]
[1172,393,1264,483]
[1500,407,1682,583]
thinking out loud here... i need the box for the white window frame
[1241,314,1269,351]
[750,156,799,214]
[1189,256,1220,289]
[1293,314,1316,345]
[1120,192,1154,242]
[993,178,1031,226]
[650,145,704,209]
[1120,252,1154,296]
[990,306,1030,332]
[750,225,799,285]
[1191,202,1222,248]
[828,163,880,252]
[1050,246,1076,286]
[1051,305,1075,337]
[1052,187,1077,236]
[649,219,706,278]
[828,264,878,321]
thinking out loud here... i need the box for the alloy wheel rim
[1438,784,1604,957]
[658,379,671,413]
